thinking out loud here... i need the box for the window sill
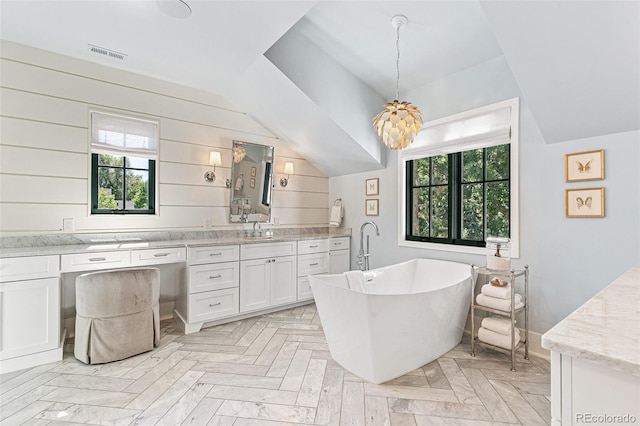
[398,239,520,259]
[398,239,485,254]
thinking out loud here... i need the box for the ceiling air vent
[88,44,127,61]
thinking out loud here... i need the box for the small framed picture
[365,199,379,216]
[565,149,604,182]
[565,187,605,218]
[365,178,379,196]
[251,166,257,177]
[250,178,256,189]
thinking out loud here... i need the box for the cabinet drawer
[188,245,239,265]
[189,261,239,294]
[298,239,329,255]
[329,237,350,251]
[61,251,130,272]
[298,252,330,276]
[188,288,239,323]
[241,241,296,260]
[0,255,60,282]
[131,247,186,266]
[297,276,314,301]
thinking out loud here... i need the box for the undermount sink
[245,233,274,240]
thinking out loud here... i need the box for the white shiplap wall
[0,41,329,235]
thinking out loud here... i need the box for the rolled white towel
[345,270,366,293]
[476,293,523,311]
[235,176,244,191]
[329,205,342,227]
[481,316,515,335]
[478,327,520,350]
[481,283,512,300]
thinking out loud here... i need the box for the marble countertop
[0,228,352,258]
[542,267,640,376]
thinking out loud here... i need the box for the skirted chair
[74,267,160,364]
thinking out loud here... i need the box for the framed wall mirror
[229,140,274,223]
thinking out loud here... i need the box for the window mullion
[406,160,414,238]
[483,148,487,240]
[429,157,434,238]
[91,154,99,211]
[121,157,128,212]
[449,153,460,240]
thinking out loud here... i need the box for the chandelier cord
[395,24,400,101]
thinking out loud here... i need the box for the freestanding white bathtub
[309,258,471,384]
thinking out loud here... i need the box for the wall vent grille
[88,44,127,60]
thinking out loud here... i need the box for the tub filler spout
[358,221,379,271]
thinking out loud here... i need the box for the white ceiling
[1,1,638,176]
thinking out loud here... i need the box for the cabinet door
[270,255,297,307]
[240,258,270,313]
[297,276,314,301]
[0,278,59,360]
[329,249,350,274]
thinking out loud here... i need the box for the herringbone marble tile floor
[0,304,550,425]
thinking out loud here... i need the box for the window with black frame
[90,111,158,215]
[91,154,155,214]
[406,144,510,247]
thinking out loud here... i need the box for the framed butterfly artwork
[565,149,604,182]
[565,187,605,218]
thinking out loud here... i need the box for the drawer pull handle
[209,253,222,256]
[89,257,106,262]
[209,274,222,279]
[309,262,319,266]
[154,253,170,257]
[309,245,318,248]
[334,242,342,245]
[209,302,222,307]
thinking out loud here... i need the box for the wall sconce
[204,151,222,182]
[280,162,294,187]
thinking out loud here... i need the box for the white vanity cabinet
[543,268,640,425]
[240,241,297,312]
[297,239,330,301]
[329,237,350,274]
[176,245,240,334]
[0,255,62,373]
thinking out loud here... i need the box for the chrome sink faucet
[357,221,380,271]
[252,221,262,237]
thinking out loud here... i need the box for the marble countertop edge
[541,267,640,377]
[0,229,352,258]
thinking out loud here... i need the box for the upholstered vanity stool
[74,268,160,364]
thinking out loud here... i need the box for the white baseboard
[465,314,549,360]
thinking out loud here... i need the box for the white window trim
[87,107,161,218]
[397,97,520,258]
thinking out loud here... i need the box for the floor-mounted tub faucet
[358,221,380,271]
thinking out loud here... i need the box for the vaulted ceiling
[1,1,638,176]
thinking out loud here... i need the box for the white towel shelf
[470,265,529,371]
